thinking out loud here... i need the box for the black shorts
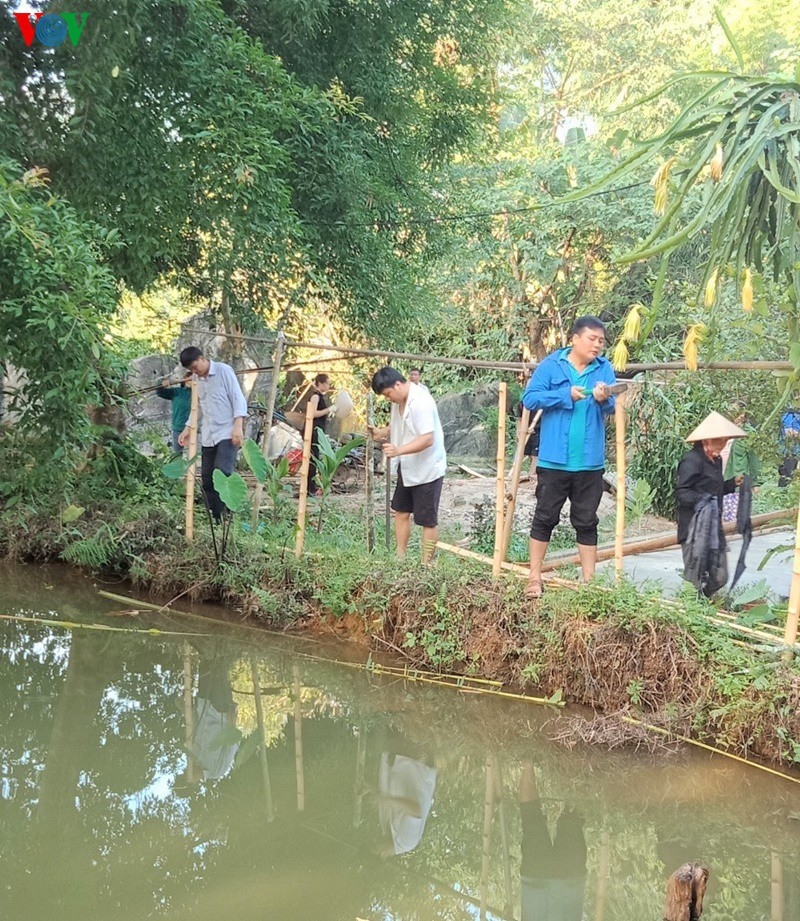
[392,469,444,528]
[530,467,604,545]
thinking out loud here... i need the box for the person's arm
[222,365,248,446]
[310,393,332,419]
[156,380,177,400]
[522,362,575,411]
[368,424,390,442]
[593,365,617,415]
[383,432,434,458]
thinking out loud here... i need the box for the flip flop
[524,579,543,599]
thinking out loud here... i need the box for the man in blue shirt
[778,408,800,487]
[177,345,248,523]
[521,316,616,597]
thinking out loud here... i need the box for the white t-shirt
[389,383,447,486]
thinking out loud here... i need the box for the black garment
[530,467,605,545]
[729,474,753,592]
[675,444,736,544]
[200,439,239,523]
[391,469,444,528]
[307,389,330,493]
[517,400,542,457]
[682,495,728,596]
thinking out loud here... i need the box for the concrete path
[595,528,793,599]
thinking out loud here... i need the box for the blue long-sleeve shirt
[522,348,616,470]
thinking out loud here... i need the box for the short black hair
[371,366,405,394]
[313,373,329,386]
[570,316,605,337]
[410,367,423,374]
[179,346,203,368]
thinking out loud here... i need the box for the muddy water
[1,561,798,921]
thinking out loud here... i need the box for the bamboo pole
[541,507,797,572]
[181,327,795,374]
[502,406,534,559]
[250,659,275,821]
[293,664,305,812]
[385,449,393,551]
[366,392,375,553]
[771,852,784,921]
[614,397,626,581]
[184,379,199,541]
[782,502,800,656]
[252,331,286,527]
[492,756,513,918]
[353,723,367,828]
[594,830,611,921]
[182,641,197,784]
[492,383,507,579]
[480,755,495,920]
[294,400,316,559]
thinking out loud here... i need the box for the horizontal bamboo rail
[540,508,797,572]
[181,327,794,374]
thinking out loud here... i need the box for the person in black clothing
[676,412,745,595]
[307,374,334,497]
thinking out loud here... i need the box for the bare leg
[577,543,597,582]
[422,525,438,564]
[395,512,412,559]
[527,538,549,595]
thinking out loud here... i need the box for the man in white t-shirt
[370,367,446,563]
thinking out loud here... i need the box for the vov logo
[14,11,90,47]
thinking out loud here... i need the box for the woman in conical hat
[676,412,746,597]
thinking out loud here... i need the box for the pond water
[1,561,798,921]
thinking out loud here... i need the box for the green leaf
[162,455,196,480]
[714,7,744,72]
[242,437,267,484]
[61,504,85,523]
[547,688,563,705]
[212,470,248,512]
[789,342,800,371]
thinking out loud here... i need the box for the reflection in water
[377,734,437,856]
[1,561,800,921]
[185,649,240,783]
[519,762,585,921]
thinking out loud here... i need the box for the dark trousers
[201,440,238,523]
[779,455,798,488]
[530,467,604,545]
[307,429,321,494]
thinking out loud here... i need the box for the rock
[436,383,501,459]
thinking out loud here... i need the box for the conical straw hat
[685,411,746,443]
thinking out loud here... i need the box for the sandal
[524,579,543,599]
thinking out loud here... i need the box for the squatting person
[177,345,247,523]
[521,316,617,598]
[369,367,446,564]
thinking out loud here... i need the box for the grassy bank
[3,492,800,772]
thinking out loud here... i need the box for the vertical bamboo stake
[293,664,305,812]
[782,502,800,655]
[480,755,495,919]
[614,395,627,581]
[182,641,197,784]
[366,392,376,553]
[594,829,611,921]
[771,852,784,921]
[353,723,367,828]
[502,408,542,559]
[385,446,392,550]
[294,400,316,559]
[492,383,508,579]
[251,331,286,528]
[250,659,274,821]
[184,378,199,541]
